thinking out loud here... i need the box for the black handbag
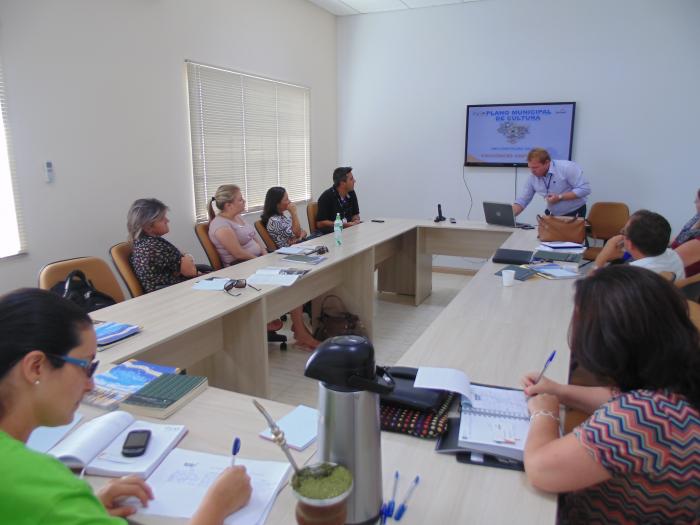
[51,270,117,313]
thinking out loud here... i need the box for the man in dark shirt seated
[315,167,361,233]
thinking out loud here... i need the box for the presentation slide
[465,103,575,167]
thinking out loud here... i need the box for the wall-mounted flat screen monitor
[465,102,575,167]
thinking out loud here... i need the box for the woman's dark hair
[571,265,700,408]
[0,288,92,382]
[260,186,286,227]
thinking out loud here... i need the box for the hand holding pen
[522,351,560,397]
[231,437,241,466]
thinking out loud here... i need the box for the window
[0,60,23,258]
[186,61,311,222]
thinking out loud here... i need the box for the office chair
[39,256,125,303]
[254,220,278,252]
[306,201,318,234]
[109,242,144,298]
[194,222,223,271]
[583,202,630,261]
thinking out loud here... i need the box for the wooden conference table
[92,219,515,396]
[87,219,574,524]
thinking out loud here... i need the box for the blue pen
[535,350,557,385]
[394,475,420,521]
[231,437,241,466]
[379,502,387,525]
[387,470,399,517]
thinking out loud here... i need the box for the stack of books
[84,360,207,418]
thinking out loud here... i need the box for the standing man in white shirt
[593,210,685,280]
[512,148,591,218]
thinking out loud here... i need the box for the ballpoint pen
[535,350,557,385]
[387,470,399,517]
[231,437,241,466]
[394,475,420,521]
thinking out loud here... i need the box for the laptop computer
[483,201,531,228]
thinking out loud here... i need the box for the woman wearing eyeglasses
[0,288,252,524]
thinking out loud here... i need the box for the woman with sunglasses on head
[521,266,700,524]
[0,288,251,524]
[209,185,320,350]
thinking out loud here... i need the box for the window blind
[186,61,310,222]
[0,58,24,258]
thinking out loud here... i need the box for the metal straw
[253,399,302,475]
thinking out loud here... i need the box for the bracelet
[530,410,560,423]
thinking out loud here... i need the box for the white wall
[0,0,336,294]
[337,0,700,230]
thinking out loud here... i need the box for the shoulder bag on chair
[51,270,117,313]
[536,214,586,244]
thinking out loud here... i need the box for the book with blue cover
[83,359,180,410]
[94,321,141,347]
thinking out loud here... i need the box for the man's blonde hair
[527,148,551,163]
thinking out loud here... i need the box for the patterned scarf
[675,213,700,244]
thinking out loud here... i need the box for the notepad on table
[139,448,290,525]
[282,254,326,265]
[121,373,208,419]
[532,263,580,279]
[48,410,187,477]
[494,265,537,281]
[192,277,231,291]
[259,404,318,451]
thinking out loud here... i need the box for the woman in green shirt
[0,288,251,525]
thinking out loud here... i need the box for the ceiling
[307,0,484,16]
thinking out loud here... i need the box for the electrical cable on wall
[462,166,473,220]
[514,166,518,201]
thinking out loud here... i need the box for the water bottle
[334,213,343,246]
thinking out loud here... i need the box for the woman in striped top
[522,265,700,524]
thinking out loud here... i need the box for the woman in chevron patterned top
[521,265,700,524]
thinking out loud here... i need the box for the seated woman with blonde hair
[208,185,320,350]
[522,266,700,524]
[0,288,252,524]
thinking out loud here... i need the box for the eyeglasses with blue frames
[44,353,99,378]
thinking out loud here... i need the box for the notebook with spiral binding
[458,383,530,461]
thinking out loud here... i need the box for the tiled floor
[267,272,472,407]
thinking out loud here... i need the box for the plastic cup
[502,269,516,287]
[291,463,353,525]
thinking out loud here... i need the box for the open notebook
[415,367,531,462]
[48,410,186,477]
[140,448,290,525]
[458,384,530,461]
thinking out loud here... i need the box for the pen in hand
[534,350,557,385]
[231,437,241,467]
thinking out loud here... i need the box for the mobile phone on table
[122,429,151,457]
